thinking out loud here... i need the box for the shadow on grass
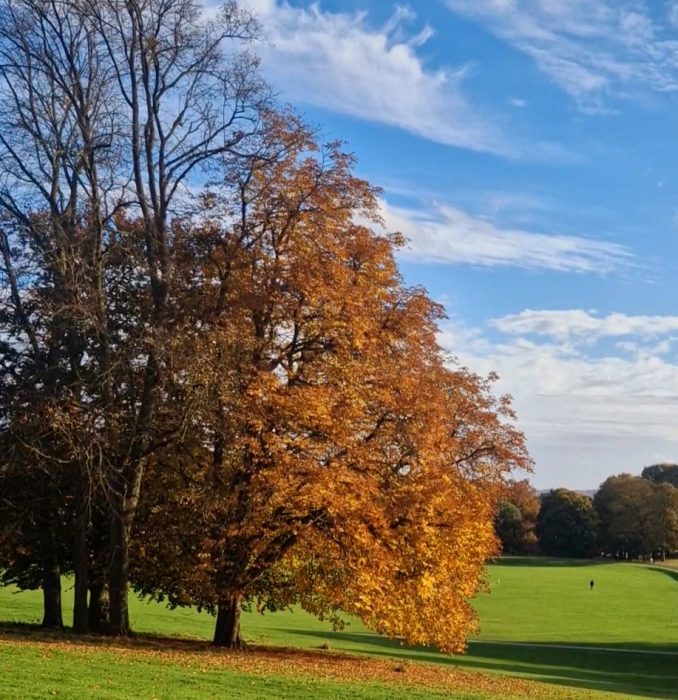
[491,556,610,568]
[0,620,217,654]
[4,619,678,699]
[643,565,678,584]
[496,557,678,579]
[277,628,678,700]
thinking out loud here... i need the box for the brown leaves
[0,633,586,700]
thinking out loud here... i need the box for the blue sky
[240,0,678,489]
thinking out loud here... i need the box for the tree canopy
[594,474,678,559]
[494,479,539,555]
[641,464,678,488]
[130,117,531,651]
[0,0,531,653]
[536,489,599,559]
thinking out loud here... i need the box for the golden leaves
[131,114,531,654]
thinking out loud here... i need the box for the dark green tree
[641,464,678,488]
[536,488,599,558]
[652,483,678,560]
[595,474,678,559]
[494,502,524,555]
[0,465,71,629]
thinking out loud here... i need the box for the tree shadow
[277,628,678,699]
[492,556,609,568]
[3,619,678,699]
[642,565,678,584]
[0,621,215,652]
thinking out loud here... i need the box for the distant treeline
[495,464,678,560]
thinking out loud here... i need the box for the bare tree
[0,0,266,635]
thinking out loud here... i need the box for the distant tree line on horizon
[495,464,678,560]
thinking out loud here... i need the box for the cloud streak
[491,309,678,341]
[382,201,631,273]
[444,0,678,111]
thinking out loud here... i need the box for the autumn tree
[494,479,540,555]
[131,116,531,652]
[0,457,71,629]
[0,0,266,635]
[285,364,530,653]
[536,489,599,558]
[0,0,531,651]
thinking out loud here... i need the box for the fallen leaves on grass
[0,627,587,700]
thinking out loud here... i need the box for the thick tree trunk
[213,594,244,648]
[40,521,63,630]
[41,573,63,630]
[72,480,89,634]
[88,582,110,633]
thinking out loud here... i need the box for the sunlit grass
[2,557,678,698]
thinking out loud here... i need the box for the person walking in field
[589,579,594,591]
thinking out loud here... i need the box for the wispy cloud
[382,200,631,272]
[240,1,568,158]
[444,1,678,111]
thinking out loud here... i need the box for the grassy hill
[1,557,677,698]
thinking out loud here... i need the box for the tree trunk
[213,594,244,648]
[41,572,63,630]
[72,479,89,634]
[88,582,110,634]
[108,463,144,637]
[108,504,130,636]
[40,521,63,630]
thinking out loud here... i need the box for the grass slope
[1,557,677,698]
[0,641,478,700]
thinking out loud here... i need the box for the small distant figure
[650,556,654,565]
[589,579,595,591]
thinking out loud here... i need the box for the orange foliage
[133,113,531,652]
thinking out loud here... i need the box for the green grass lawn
[2,557,677,699]
[0,641,498,700]
[476,557,678,645]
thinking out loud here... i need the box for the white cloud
[382,200,630,272]
[491,309,678,341]
[243,0,275,13]
[444,0,678,111]
[238,2,550,157]
[439,315,678,489]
